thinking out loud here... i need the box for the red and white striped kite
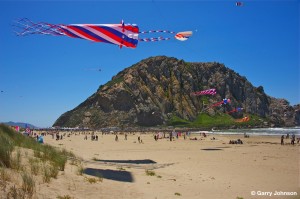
[14,18,193,49]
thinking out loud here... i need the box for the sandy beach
[32,131,300,199]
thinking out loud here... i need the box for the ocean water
[198,127,300,136]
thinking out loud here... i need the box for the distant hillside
[53,56,300,129]
[1,121,37,129]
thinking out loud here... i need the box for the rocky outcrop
[53,56,299,128]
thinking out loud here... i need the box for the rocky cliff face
[53,56,300,128]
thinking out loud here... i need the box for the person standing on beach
[291,134,295,145]
[115,134,118,142]
[281,135,284,145]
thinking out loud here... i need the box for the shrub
[85,177,98,184]
[77,164,84,176]
[145,170,156,176]
[57,195,73,199]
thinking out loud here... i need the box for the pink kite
[191,88,216,96]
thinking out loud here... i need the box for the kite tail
[139,30,176,34]
[138,30,174,42]
[201,101,224,113]
[210,101,224,108]
[139,37,171,42]
[13,18,64,36]
[226,109,237,114]
[139,30,192,41]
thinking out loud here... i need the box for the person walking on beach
[291,134,295,145]
[115,134,118,142]
[281,135,284,145]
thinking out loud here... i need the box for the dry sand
[35,132,299,199]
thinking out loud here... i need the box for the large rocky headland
[53,56,300,129]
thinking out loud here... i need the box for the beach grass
[11,149,22,171]
[85,176,102,184]
[21,172,35,197]
[145,169,156,176]
[175,192,181,196]
[0,166,10,182]
[0,131,14,168]
[77,164,84,175]
[6,185,25,199]
[29,158,40,176]
[0,124,75,187]
[57,195,73,199]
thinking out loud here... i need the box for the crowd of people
[25,128,300,147]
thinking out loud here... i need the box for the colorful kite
[202,98,231,112]
[235,116,250,122]
[209,98,231,108]
[191,88,216,96]
[226,107,243,114]
[236,2,243,6]
[14,18,192,48]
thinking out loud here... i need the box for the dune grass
[0,124,74,181]
[21,172,35,197]
[57,195,73,199]
[145,169,156,176]
[0,124,84,198]
[0,132,14,168]
[0,124,68,171]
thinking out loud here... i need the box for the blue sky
[0,0,299,127]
